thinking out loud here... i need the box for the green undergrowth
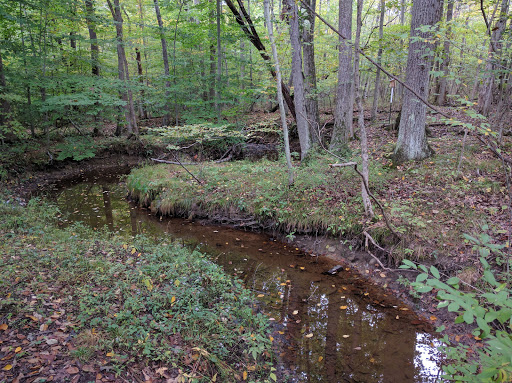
[127,148,504,265]
[0,196,275,382]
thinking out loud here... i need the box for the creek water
[50,170,441,382]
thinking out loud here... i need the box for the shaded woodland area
[0,0,510,155]
[1,0,512,382]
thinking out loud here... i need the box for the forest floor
[1,107,510,381]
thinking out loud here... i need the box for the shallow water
[51,171,441,382]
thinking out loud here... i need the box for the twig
[68,118,83,135]
[456,128,468,173]
[330,162,401,240]
[167,153,203,185]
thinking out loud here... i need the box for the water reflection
[52,173,441,382]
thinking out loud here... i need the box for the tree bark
[302,0,319,141]
[137,0,148,119]
[153,0,172,125]
[436,0,453,106]
[286,0,311,159]
[264,0,294,185]
[330,0,353,151]
[216,0,222,122]
[393,0,441,164]
[478,0,509,116]
[85,0,99,76]
[107,0,138,136]
[0,47,10,131]
[371,0,385,121]
[354,0,373,216]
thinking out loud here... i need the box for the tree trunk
[393,0,441,164]
[330,0,353,151]
[153,0,171,125]
[216,0,222,122]
[0,47,10,131]
[302,0,319,142]
[137,0,148,119]
[354,0,373,216]
[107,0,138,136]
[436,0,453,106]
[286,0,311,159]
[224,0,296,120]
[371,0,385,121]
[264,0,294,185]
[85,0,99,76]
[478,0,509,116]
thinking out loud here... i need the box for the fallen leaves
[0,324,7,331]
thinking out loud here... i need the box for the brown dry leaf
[430,316,437,321]
[243,371,248,380]
[26,315,39,322]
[106,352,114,357]
[82,365,95,372]
[379,273,386,278]
[155,367,168,376]
[318,356,323,362]
[66,366,79,374]
[257,294,264,298]
[0,324,7,331]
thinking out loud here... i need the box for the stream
[50,170,441,382]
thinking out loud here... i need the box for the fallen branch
[151,154,232,166]
[330,162,401,240]
[363,231,391,270]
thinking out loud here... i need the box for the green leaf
[446,277,460,286]
[463,311,474,324]
[416,285,433,293]
[430,266,440,279]
[400,259,417,270]
[416,273,428,283]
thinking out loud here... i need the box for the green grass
[0,195,275,382]
[126,147,505,266]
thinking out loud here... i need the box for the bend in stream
[50,170,441,383]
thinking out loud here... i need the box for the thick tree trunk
[286,0,311,159]
[107,0,138,136]
[302,0,319,142]
[153,0,171,125]
[436,0,453,106]
[330,0,353,151]
[371,0,385,121]
[264,0,294,185]
[478,0,509,116]
[393,0,441,164]
[354,0,373,216]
